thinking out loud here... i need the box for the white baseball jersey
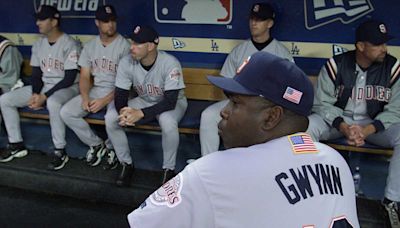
[128,133,359,228]
[220,38,294,78]
[30,33,80,85]
[115,50,185,106]
[78,34,130,90]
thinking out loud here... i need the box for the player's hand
[348,125,365,146]
[88,98,107,113]
[81,98,90,111]
[28,94,38,108]
[118,107,144,126]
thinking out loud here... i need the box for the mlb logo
[154,0,232,24]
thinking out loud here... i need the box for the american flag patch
[283,87,303,104]
[288,133,318,154]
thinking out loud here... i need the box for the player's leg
[157,97,188,184]
[46,85,79,170]
[61,88,107,166]
[0,86,31,162]
[199,99,229,156]
[105,101,133,186]
[365,123,400,226]
[306,113,343,141]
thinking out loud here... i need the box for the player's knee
[60,105,72,121]
[0,93,14,107]
[105,110,119,128]
[159,114,178,132]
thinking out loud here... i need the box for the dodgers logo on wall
[34,0,106,18]
[155,0,232,24]
[304,0,374,30]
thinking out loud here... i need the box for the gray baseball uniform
[0,33,80,148]
[0,36,23,93]
[128,133,359,228]
[105,50,187,169]
[200,39,294,156]
[61,34,130,148]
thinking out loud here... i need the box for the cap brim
[207,76,258,96]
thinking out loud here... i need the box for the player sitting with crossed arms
[127,52,359,228]
[105,25,187,187]
[0,5,80,167]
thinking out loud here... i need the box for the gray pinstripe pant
[0,84,79,149]
[105,97,187,170]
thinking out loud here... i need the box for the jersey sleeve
[312,60,344,126]
[163,63,185,91]
[30,40,40,67]
[127,165,214,228]
[115,56,133,90]
[220,48,240,78]
[63,38,80,70]
[78,41,91,68]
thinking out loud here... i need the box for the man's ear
[261,106,283,131]
[356,41,365,52]
[267,19,274,29]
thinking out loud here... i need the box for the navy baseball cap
[131,25,159,45]
[250,2,275,20]
[35,5,60,20]
[207,52,314,116]
[95,5,117,22]
[356,20,394,45]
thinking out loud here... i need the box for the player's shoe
[0,143,28,162]
[116,163,134,187]
[86,143,106,167]
[383,198,400,228]
[161,169,176,184]
[102,148,119,170]
[47,149,69,171]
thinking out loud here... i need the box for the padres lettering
[41,57,64,72]
[275,163,343,205]
[37,0,100,11]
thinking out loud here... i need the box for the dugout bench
[18,60,394,156]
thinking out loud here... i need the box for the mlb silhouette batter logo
[154,0,232,24]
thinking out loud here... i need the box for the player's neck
[355,50,373,69]
[99,33,118,46]
[47,29,63,43]
[141,50,158,67]
[252,33,271,43]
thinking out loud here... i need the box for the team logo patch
[304,0,374,30]
[150,173,183,208]
[288,133,318,154]
[169,68,182,81]
[67,50,79,63]
[105,6,112,14]
[283,87,303,104]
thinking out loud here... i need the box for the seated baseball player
[105,25,187,187]
[60,5,130,170]
[199,2,293,157]
[127,52,359,227]
[0,5,80,168]
[0,35,23,95]
[307,20,400,227]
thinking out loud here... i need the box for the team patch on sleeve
[169,68,182,81]
[67,50,79,63]
[288,133,318,154]
[149,173,183,208]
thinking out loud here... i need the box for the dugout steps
[0,151,163,208]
